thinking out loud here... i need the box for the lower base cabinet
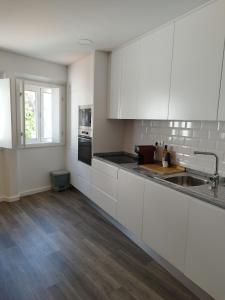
[185,198,225,300]
[142,180,189,272]
[117,169,145,239]
[89,159,225,299]
[91,185,117,218]
[71,160,92,199]
[91,158,118,218]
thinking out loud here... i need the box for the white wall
[17,147,65,196]
[0,50,67,200]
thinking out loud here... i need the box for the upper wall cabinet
[0,78,12,149]
[169,0,225,120]
[137,24,174,119]
[108,50,122,118]
[218,46,225,121]
[120,41,140,119]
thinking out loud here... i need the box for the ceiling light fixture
[78,39,94,46]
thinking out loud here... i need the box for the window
[0,78,12,148]
[17,80,65,147]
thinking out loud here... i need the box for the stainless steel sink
[163,174,208,187]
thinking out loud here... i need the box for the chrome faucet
[194,151,219,188]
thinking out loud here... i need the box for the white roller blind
[0,78,12,148]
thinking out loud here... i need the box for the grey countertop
[94,153,225,210]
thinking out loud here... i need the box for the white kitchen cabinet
[117,169,145,239]
[72,158,92,199]
[138,24,174,119]
[91,158,118,218]
[72,172,92,199]
[169,0,225,120]
[185,198,225,300]
[120,41,140,119]
[142,180,189,272]
[108,50,122,118]
[0,78,12,148]
[218,45,225,120]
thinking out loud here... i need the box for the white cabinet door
[138,24,174,120]
[91,158,118,218]
[143,180,189,272]
[0,79,12,148]
[185,198,225,300]
[92,158,118,179]
[117,169,145,238]
[108,50,122,119]
[169,0,225,120]
[120,41,140,119]
[218,44,225,120]
[72,158,92,199]
[91,185,117,218]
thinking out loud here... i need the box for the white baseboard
[0,194,20,202]
[19,185,51,197]
[0,186,51,202]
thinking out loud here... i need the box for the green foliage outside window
[25,91,36,140]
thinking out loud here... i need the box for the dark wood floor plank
[0,188,199,300]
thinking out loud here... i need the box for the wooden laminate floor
[0,189,199,300]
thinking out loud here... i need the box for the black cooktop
[95,152,137,164]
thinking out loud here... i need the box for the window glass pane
[24,90,38,142]
[52,88,60,143]
[22,82,62,146]
[42,91,53,141]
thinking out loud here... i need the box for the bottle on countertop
[162,145,171,167]
[154,142,158,161]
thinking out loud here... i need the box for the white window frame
[16,79,66,148]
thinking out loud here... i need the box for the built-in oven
[78,105,92,165]
[78,135,92,165]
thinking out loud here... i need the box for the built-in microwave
[78,105,92,137]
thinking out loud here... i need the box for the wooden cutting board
[140,163,185,175]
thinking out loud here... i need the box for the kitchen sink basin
[163,174,208,187]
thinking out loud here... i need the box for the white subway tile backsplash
[173,137,185,145]
[180,146,192,155]
[173,121,181,128]
[218,122,225,131]
[192,129,209,139]
[186,121,201,129]
[201,121,219,130]
[171,129,179,136]
[216,141,225,151]
[208,130,222,140]
[185,138,199,147]
[199,139,215,150]
[152,121,162,127]
[124,120,225,175]
[220,132,225,140]
[179,129,193,137]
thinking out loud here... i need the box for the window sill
[17,142,65,149]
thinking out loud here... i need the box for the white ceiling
[0,0,210,65]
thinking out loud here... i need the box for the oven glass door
[79,108,92,127]
[78,136,92,165]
